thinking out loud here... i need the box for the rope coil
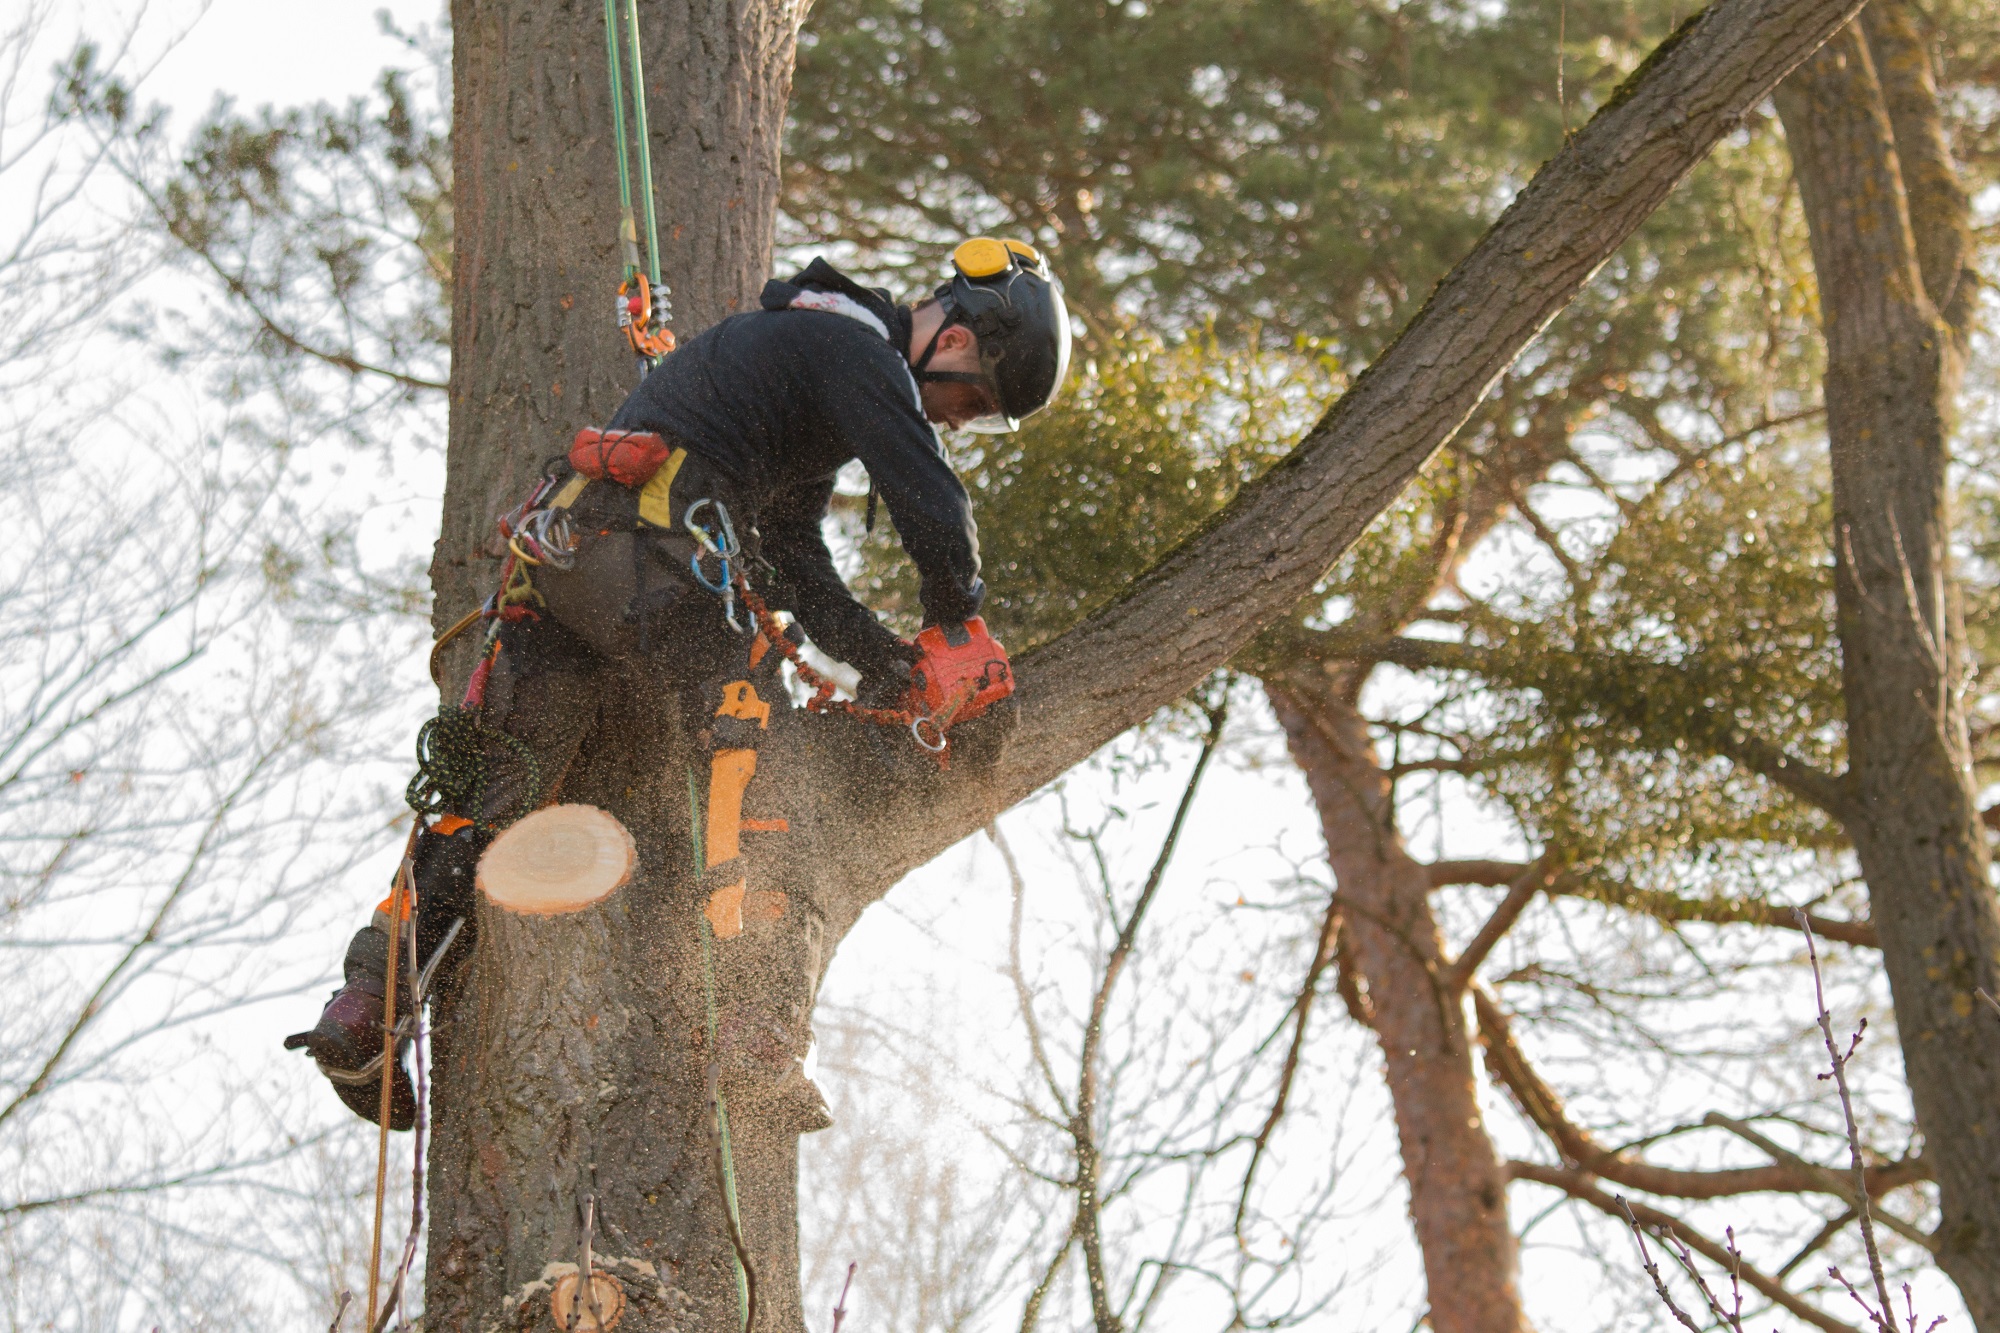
[405,707,541,830]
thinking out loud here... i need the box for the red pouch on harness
[907,617,1014,729]
[570,428,672,487]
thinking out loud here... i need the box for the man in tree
[285,240,1071,1128]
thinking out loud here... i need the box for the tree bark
[424,0,1869,1324]
[1775,16,2000,1324]
[428,2,812,1330]
[1269,680,1527,1333]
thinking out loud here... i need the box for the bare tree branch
[1516,1167,1861,1333]
[1442,854,1558,993]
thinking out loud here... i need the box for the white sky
[142,0,443,110]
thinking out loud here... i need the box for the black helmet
[912,238,1072,433]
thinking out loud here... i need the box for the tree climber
[286,239,1072,1129]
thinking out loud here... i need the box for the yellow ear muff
[1002,238,1043,268]
[953,236,1013,280]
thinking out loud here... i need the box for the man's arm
[759,477,917,676]
[827,344,987,627]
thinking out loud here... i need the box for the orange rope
[366,826,420,1328]
[733,574,916,730]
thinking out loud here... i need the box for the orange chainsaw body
[907,617,1013,731]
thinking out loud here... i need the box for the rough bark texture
[1775,18,2000,1324]
[1270,682,1527,1333]
[424,0,1869,1324]
[428,2,812,1330]
[806,0,1871,929]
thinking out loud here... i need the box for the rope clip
[685,498,744,631]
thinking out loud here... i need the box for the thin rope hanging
[604,0,675,370]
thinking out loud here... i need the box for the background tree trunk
[1269,682,1529,1333]
[427,1,811,1330]
[1775,15,2000,1324]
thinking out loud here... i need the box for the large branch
[812,0,1869,913]
[1427,859,1879,948]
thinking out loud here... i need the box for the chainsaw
[905,617,1014,755]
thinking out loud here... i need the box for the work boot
[283,926,417,1132]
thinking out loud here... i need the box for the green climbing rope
[602,0,664,292]
[404,707,538,828]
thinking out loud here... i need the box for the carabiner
[684,498,744,631]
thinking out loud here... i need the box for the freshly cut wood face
[477,804,636,915]
[550,1269,625,1331]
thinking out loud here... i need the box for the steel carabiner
[684,498,744,630]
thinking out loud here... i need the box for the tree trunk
[1269,681,1528,1333]
[1775,17,2000,1324]
[427,1,811,1330]
[422,0,1867,1323]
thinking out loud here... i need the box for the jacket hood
[762,258,913,356]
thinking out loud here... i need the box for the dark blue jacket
[607,259,984,674]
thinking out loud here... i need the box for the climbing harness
[685,497,744,631]
[602,0,674,371]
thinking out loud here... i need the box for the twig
[1589,1183,1858,1332]
[1657,1224,1747,1331]
[1018,1231,1077,1333]
[327,1291,353,1333]
[1232,893,1340,1246]
[571,1195,604,1333]
[831,1262,856,1333]
[991,823,1071,1117]
[1776,1208,1857,1278]
[1796,910,1897,1330]
[1442,853,1556,993]
[1617,1197,1706,1332]
[1073,696,1227,1333]
[1703,1114,1934,1252]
